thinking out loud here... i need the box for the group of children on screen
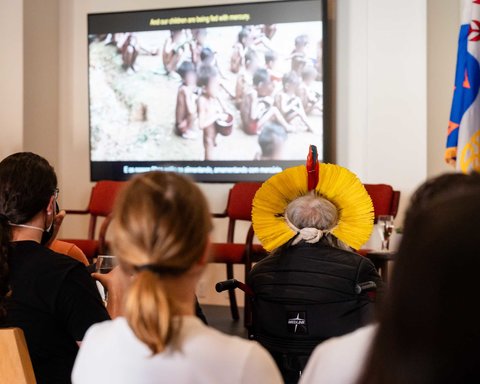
[168,25,323,161]
[96,26,322,161]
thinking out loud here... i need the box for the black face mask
[40,201,58,246]
[40,221,54,246]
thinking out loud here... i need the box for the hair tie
[285,213,328,246]
[134,264,187,277]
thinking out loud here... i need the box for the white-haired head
[285,193,350,250]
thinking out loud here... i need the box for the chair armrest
[244,225,256,270]
[65,209,90,215]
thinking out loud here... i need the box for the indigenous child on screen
[241,68,292,135]
[197,65,230,160]
[275,71,313,132]
[174,61,199,140]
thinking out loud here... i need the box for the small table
[365,251,396,284]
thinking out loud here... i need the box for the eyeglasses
[53,188,60,215]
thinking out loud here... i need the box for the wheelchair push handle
[355,281,377,294]
[215,279,238,292]
[215,279,255,297]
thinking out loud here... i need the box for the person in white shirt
[299,324,376,384]
[300,173,480,384]
[72,171,282,384]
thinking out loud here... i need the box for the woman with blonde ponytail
[73,172,282,384]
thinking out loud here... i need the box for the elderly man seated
[248,146,384,384]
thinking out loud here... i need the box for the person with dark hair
[290,34,309,76]
[264,50,282,83]
[188,28,207,66]
[197,65,230,160]
[405,171,480,217]
[293,34,309,55]
[120,33,158,74]
[240,68,292,135]
[235,48,260,109]
[300,172,480,384]
[255,122,287,160]
[230,26,253,74]
[275,71,313,132]
[198,47,231,93]
[198,46,214,65]
[261,24,277,40]
[174,61,199,139]
[162,30,186,75]
[120,33,139,73]
[264,50,276,69]
[0,152,112,383]
[297,66,322,115]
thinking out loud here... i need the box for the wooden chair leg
[226,263,239,320]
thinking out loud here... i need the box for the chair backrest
[85,181,126,239]
[88,181,126,217]
[363,184,401,220]
[226,182,400,221]
[223,182,262,243]
[226,182,263,221]
[0,328,36,384]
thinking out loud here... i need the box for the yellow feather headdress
[252,146,374,251]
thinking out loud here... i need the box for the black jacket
[248,241,384,352]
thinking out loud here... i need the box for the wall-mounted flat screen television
[88,0,328,182]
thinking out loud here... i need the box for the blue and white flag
[446,0,480,172]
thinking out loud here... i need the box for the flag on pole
[446,0,480,172]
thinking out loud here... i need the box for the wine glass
[377,215,395,252]
[96,255,117,274]
[95,255,117,303]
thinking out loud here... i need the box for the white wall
[23,0,60,167]
[336,0,428,225]
[0,1,24,159]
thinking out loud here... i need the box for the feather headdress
[252,145,374,251]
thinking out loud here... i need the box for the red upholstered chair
[359,184,401,256]
[60,181,126,262]
[363,184,401,221]
[211,182,268,321]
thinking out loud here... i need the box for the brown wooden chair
[60,180,126,262]
[0,327,36,383]
[210,182,268,321]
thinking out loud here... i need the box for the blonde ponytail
[112,172,212,354]
[124,271,178,354]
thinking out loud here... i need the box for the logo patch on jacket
[287,311,308,334]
